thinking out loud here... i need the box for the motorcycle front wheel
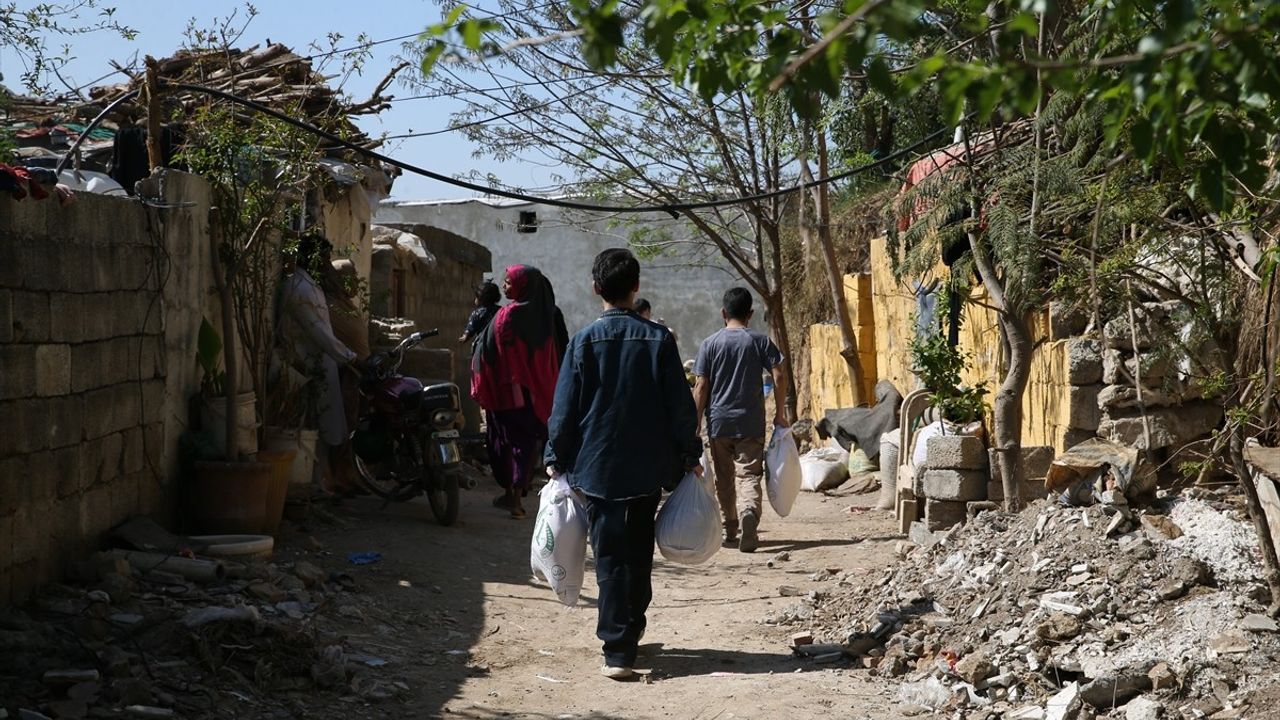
[354,438,422,502]
[426,470,460,526]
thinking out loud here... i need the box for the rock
[1241,613,1279,632]
[18,711,53,720]
[1098,403,1224,450]
[112,679,153,706]
[1051,302,1088,339]
[1040,592,1086,616]
[1009,708,1047,720]
[338,605,365,620]
[1066,339,1104,385]
[967,501,1001,519]
[1140,514,1183,541]
[247,582,287,604]
[924,499,968,531]
[1123,696,1164,720]
[1209,629,1251,655]
[311,645,347,689]
[909,522,940,549]
[293,562,326,588]
[1097,385,1191,411]
[279,575,305,592]
[1080,670,1153,708]
[1106,513,1132,537]
[1046,681,1082,720]
[791,631,813,646]
[1100,489,1128,506]
[1170,557,1212,588]
[954,650,994,684]
[1037,612,1083,641]
[919,469,988,501]
[124,707,173,719]
[1147,662,1176,690]
[1103,349,1173,385]
[42,670,100,686]
[1103,301,1181,351]
[96,574,134,605]
[1156,579,1187,601]
[923,435,988,471]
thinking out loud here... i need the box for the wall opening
[517,210,538,234]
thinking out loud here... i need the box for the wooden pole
[144,56,164,171]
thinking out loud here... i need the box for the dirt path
[283,476,906,719]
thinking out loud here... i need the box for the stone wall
[0,171,214,604]
[373,223,492,431]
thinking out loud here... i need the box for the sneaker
[600,665,635,681]
[739,511,759,553]
[722,529,738,547]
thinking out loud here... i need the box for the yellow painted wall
[806,236,1075,453]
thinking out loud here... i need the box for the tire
[354,435,422,502]
[427,469,460,526]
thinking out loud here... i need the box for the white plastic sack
[530,476,589,606]
[766,425,803,516]
[655,471,722,565]
[800,447,850,492]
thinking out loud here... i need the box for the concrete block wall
[0,171,214,604]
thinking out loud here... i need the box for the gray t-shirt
[694,327,784,439]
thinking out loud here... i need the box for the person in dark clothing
[458,280,502,350]
[545,248,702,681]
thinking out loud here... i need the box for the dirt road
[284,477,906,719]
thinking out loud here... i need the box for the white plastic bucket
[201,392,259,456]
[265,427,320,495]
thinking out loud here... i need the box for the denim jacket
[545,308,701,500]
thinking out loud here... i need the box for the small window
[517,210,538,234]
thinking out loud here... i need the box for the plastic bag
[530,476,589,606]
[800,447,850,492]
[765,425,802,517]
[848,448,878,474]
[655,471,722,565]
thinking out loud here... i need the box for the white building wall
[376,199,760,361]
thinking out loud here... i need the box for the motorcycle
[351,329,468,525]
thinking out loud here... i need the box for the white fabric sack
[530,476,589,606]
[655,471,722,565]
[800,447,850,492]
[766,425,803,516]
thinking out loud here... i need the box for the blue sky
[0,0,546,201]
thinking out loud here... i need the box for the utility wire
[57,82,955,217]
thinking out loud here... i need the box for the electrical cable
[55,82,956,216]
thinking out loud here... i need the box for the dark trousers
[487,406,546,492]
[584,492,660,668]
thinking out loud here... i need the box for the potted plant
[908,327,990,431]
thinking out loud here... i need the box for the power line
[57,81,955,217]
[383,78,615,138]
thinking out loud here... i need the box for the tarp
[816,380,902,461]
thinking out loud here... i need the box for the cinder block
[0,398,50,457]
[109,473,141,526]
[923,435,988,470]
[988,477,1049,504]
[989,446,1055,484]
[10,290,50,342]
[0,345,37,401]
[897,497,919,534]
[0,289,12,344]
[34,344,71,397]
[925,499,968,531]
[27,446,79,506]
[48,293,85,343]
[46,395,85,450]
[0,456,25,515]
[81,432,125,489]
[83,385,140,440]
[921,469,988,501]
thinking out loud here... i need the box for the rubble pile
[801,490,1280,719]
[0,542,417,719]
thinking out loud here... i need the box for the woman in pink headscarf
[471,265,568,518]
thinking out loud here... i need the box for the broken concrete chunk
[790,631,814,646]
[1046,681,1083,720]
[1147,662,1176,690]
[293,561,326,588]
[1140,514,1183,541]
[1209,630,1251,655]
[1066,339,1104,385]
[954,650,994,684]
[1080,670,1153,708]
[1241,613,1279,633]
[1037,612,1083,641]
[1040,592,1085,616]
[1123,696,1164,720]
[909,521,940,549]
